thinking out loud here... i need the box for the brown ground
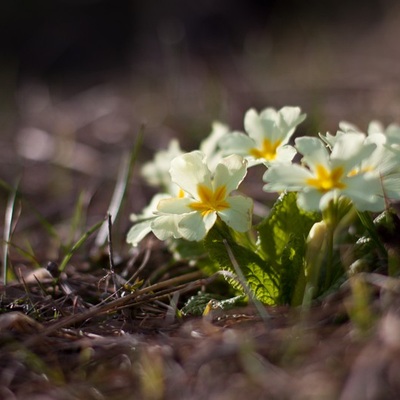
[2,264,400,399]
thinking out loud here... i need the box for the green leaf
[279,234,307,306]
[256,192,320,268]
[357,210,387,257]
[180,292,246,316]
[204,222,279,304]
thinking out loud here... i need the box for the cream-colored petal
[151,215,184,240]
[263,164,313,192]
[157,197,192,214]
[218,195,253,232]
[177,212,216,241]
[213,155,248,194]
[295,136,330,171]
[169,151,211,198]
[126,220,153,246]
[218,131,255,156]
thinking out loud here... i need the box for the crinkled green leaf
[181,292,246,316]
[204,223,279,304]
[256,192,320,268]
[279,234,307,306]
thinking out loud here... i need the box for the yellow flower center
[306,165,346,193]
[190,184,229,216]
[250,138,282,160]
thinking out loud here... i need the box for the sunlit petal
[277,106,306,136]
[331,132,376,172]
[218,196,253,232]
[295,136,330,171]
[213,154,248,193]
[263,164,313,192]
[244,108,272,143]
[170,151,211,198]
[274,145,297,164]
[177,212,216,241]
[151,215,184,240]
[157,197,193,214]
[218,131,255,156]
[126,220,153,246]
[297,190,323,211]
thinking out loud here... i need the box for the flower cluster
[263,123,400,212]
[128,105,400,246]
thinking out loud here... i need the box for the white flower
[219,106,306,166]
[199,121,229,170]
[128,123,233,247]
[141,139,184,192]
[263,133,386,212]
[152,151,253,241]
[126,193,171,246]
[321,125,400,201]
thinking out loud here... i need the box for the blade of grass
[65,190,87,249]
[223,239,270,323]
[95,127,144,247]
[0,177,60,241]
[3,181,19,284]
[5,240,41,269]
[58,218,105,273]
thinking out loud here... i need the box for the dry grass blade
[24,270,204,342]
[223,239,270,323]
[95,127,144,247]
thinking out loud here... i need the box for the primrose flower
[325,120,400,148]
[321,124,400,201]
[263,133,386,212]
[127,194,171,246]
[141,139,184,193]
[199,121,229,170]
[152,151,253,241]
[219,106,306,166]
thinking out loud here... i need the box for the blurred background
[2,0,400,252]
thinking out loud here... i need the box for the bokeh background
[2,0,400,249]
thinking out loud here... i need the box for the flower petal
[157,197,193,214]
[382,174,400,200]
[244,108,274,143]
[343,174,385,211]
[295,136,330,171]
[218,131,255,156]
[263,164,313,192]
[141,139,183,188]
[170,151,211,198]
[126,220,153,246]
[274,145,297,164]
[277,106,306,134]
[331,132,376,172]
[297,190,323,211]
[177,212,217,241]
[218,195,253,232]
[213,155,248,193]
[130,193,171,222]
[200,122,229,156]
[151,215,184,240]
